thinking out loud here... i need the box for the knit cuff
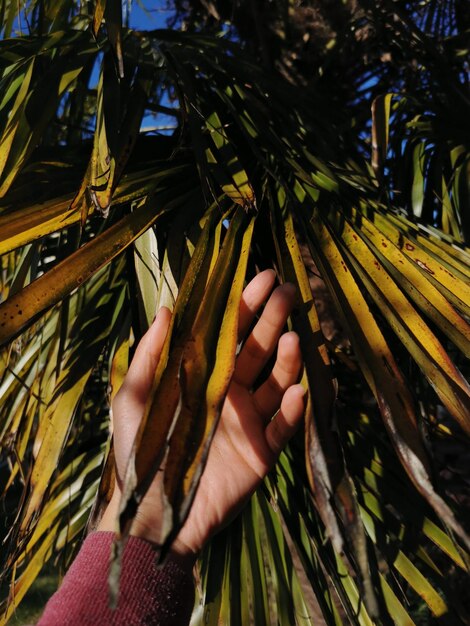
[38,531,195,626]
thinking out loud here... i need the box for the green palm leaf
[1,2,469,624]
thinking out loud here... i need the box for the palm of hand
[100,270,304,559]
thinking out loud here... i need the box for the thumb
[117,307,172,407]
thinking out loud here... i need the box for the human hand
[98,270,305,564]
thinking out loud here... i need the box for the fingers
[265,384,306,457]
[238,269,276,340]
[252,331,302,420]
[233,282,296,388]
[116,307,171,407]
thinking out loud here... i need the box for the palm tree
[0,1,469,623]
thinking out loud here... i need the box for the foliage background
[0,1,469,624]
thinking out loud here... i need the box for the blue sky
[86,1,178,134]
[129,2,178,133]
[128,1,173,30]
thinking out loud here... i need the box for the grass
[6,570,58,625]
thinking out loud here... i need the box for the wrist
[167,538,198,570]
[97,492,120,533]
[97,492,199,570]
[98,494,161,545]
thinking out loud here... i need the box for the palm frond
[0,2,469,624]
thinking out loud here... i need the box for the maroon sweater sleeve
[38,532,195,626]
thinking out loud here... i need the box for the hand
[98,270,305,565]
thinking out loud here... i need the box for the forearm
[38,532,195,626]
